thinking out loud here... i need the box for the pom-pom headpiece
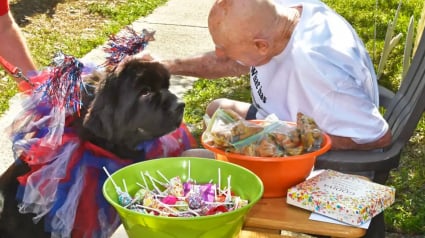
[37,52,86,116]
[9,52,87,150]
[102,27,155,71]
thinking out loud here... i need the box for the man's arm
[329,130,392,150]
[0,12,37,80]
[161,51,250,79]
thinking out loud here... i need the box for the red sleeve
[0,0,9,16]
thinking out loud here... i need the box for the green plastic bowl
[102,157,264,238]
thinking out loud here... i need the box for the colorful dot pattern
[287,170,395,226]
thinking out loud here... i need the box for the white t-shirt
[250,0,388,144]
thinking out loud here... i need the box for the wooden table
[240,198,366,238]
[239,230,293,238]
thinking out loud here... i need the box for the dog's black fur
[0,59,185,238]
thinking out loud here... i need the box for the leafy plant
[402,16,415,79]
[375,0,415,81]
[414,3,425,54]
[376,1,404,80]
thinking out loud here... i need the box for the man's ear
[254,38,270,55]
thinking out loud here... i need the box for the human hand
[115,51,163,72]
[130,51,176,74]
[131,50,159,62]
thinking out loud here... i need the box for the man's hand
[132,50,158,62]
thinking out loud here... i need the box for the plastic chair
[315,31,425,182]
[314,31,425,237]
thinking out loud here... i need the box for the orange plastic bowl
[201,123,331,198]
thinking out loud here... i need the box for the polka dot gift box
[286,169,395,226]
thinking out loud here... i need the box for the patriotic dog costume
[0,30,196,238]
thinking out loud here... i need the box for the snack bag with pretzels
[204,108,324,157]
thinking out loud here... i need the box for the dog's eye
[140,87,152,96]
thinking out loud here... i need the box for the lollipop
[102,167,132,207]
[113,166,249,217]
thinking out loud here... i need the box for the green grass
[30,0,167,66]
[0,0,168,113]
[184,76,251,137]
[183,0,425,235]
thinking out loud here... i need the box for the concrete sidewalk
[0,0,214,236]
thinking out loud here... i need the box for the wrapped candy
[111,168,249,218]
[167,176,184,197]
[103,167,133,207]
[186,186,204,210]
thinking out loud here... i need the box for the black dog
[0,59,187,238]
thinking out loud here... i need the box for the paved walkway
[0,1,214,236]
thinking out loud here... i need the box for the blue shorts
[245,105,257,120]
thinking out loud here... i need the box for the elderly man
[140,0,391,151]
[0,0,37,81]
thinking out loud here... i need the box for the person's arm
[159,51,250,79]
[329,130,392,150]
[0,11,37,82]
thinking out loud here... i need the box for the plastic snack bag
[231,121,284,157]
[203,108,263,149]
[203,109,325,157]
[296,112,323,152]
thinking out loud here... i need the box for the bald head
[208,0,278,42]
[208,0,301,66]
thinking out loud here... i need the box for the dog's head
[80,59,185,155]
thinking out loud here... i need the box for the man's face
[208,3,269,66]
[207,0,273,67]
[209,18,269,67]
[212,36,268,67]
